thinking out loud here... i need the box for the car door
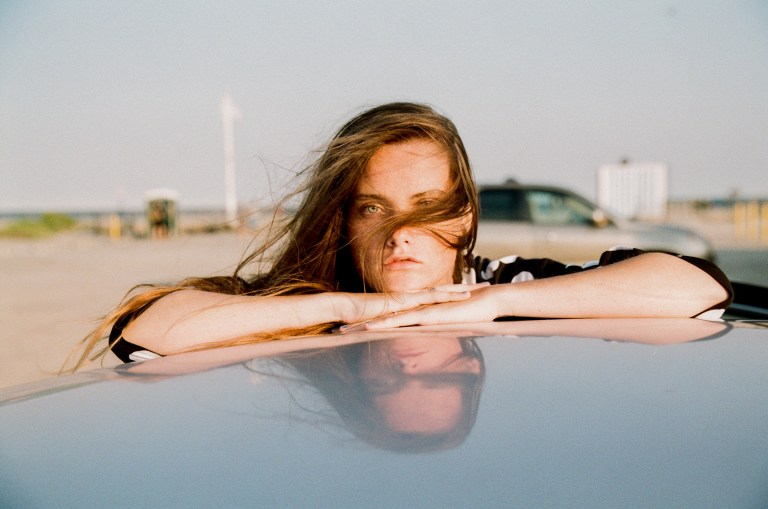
[526,189,625,262]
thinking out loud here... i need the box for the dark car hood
[2,319,767,509]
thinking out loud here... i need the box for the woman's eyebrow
[412,190,448,198]
[353,190,446,202]
[352,193,388,202]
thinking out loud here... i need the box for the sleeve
[471,248,734,317]
[470,253,599,284]
[109,312,152,363]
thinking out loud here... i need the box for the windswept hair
[68,102,479,371]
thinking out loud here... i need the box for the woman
[72,102,732,368]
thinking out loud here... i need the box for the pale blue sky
[1,0,767,211]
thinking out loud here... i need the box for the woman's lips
[384,256,421,270]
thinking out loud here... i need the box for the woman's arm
[492,252,730,318]
[360,253,732,329]
[121,286,477,355]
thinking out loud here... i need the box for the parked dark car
[477,180,714,263]
[2,289,766,508]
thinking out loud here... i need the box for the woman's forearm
[122,290,348,355]
[493,252,730,318]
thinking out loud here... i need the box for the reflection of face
[347,140,459,292]
[359,337,481,434]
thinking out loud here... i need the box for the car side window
[479,189,530,221]
[527,190,595,226]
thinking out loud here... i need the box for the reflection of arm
[123,330,378,376]
[413,318,730,345]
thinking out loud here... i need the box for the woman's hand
[339,283,495,332]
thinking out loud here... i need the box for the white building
[597,161,668,221]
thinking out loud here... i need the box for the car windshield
[478,189,530,220]
[527,190,595,226]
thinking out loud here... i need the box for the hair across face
[254,102,479,294]
[347,139,466,292]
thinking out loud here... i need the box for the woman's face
[347,139,461,292]
[359,336,481,434]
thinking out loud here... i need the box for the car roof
[478,180,587,197]
[2,318,767,508]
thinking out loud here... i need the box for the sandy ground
[1,218,765,391]
[0,232,256,389]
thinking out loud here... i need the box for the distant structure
[221,94,241,226]
[597,161,668,221]
[144,188,179,238]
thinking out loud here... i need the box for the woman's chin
[379,278,413,293]
[382,275,437,293]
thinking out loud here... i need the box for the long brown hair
[69,102,479,370]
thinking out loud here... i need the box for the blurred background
[1,0,766,388]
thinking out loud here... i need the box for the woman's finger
[363,306,439,331]
[412,282,489,293]
[339,310,423,333]
[430,282,490,293]
[342,298,458,333]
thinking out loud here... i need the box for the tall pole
[221,94,240,226]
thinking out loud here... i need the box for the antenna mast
[221,94,240,226]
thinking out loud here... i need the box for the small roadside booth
[144,188,179,238]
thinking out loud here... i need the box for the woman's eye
[418,199,435,207]
[361,204,382,215]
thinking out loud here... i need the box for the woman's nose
[386,227,412,247]
[393,356,418,373]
